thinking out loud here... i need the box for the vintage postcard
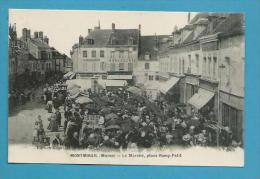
[8,9,244,166]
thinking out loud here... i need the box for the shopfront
[219,91,244,144]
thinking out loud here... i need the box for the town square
[8,10,244,151]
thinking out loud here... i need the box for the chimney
[112,23,115,30]
[207,15,217,34]
[188,12,191,23]
[34,31,39,39]
[138,24,141,31]
[26,29,31,39]
[43,36,49,44]
[22,28,27,39]
[39,31,43,40]
[79,35,83,46]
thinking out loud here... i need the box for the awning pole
[216,129,219,147]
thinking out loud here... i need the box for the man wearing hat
[55,108,62,127]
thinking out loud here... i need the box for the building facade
[71,23,140,83]
[8,26,70,91]
[158,13,244,143]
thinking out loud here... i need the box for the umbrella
[67,84,81,90]
[105,113,118,120]
[105,125,120,130]
[75,96,93,104]
[127,86,142,95]
[68,87,80,96]
[87,124,103,129]
[100,107,112,114]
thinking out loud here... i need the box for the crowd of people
[32,77,240,150]
[9,72,64,112]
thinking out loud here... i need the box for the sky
[9,9,197,56]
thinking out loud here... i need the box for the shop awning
[66,79,92,91]
[69,73,76,80]
[104,80,127,87]
[127,86,142,95]
[188,88,215,110]
[64,71,74,79]
[159,77,180,94]
[107,75,132,80]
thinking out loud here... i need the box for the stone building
[8,26,70,90]
[134,35,171,100]
[71,23,140,84]
[158,13,244,143]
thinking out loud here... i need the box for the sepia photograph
[8,9,245,166]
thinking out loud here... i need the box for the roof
[213,13,244,37]
[28,53,38,61]
[140,35,170,60]
[30,38,50,49]
[81,28,139,47]
[109,29,139,46]
[83,29,112,47]
[190,13,210,24]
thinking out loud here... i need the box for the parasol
[68,87,80,96]
[75,96,93,104]
[105,125,120,130]
[105,113,118,120]
[127,86,142,95]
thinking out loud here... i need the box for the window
[188,55,191,73]
[119,51,124,58]
[208,57,212,77]
[91,50,96,58]
[100,50,105,58]
[145,63,150,70]
[213,57,217,78]
[83,62,88,71]
[110,63,116,71]
[87,39,94,45]
[179,58,182,74]
[174,57,177,73]
[145,73,148,81]
[155,75,159,81]
[119,63,124,71]
[92,63,96,72]
[111,52,115,58]
[42,63,44,70]
[128,63,133,71]
[149,75,154,81]
[196,54,199,74]
[182,59,185,74]
[100,62,105,71]
[203,57,207,75]
[83,50,87,57]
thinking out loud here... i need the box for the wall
[134,60,159,84]
[219,35,245,97]
[72,46,138,74]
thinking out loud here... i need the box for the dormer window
[128,37,134,45]
[145,53,151,60]
[87,39,94,45]
[111,36,118,45]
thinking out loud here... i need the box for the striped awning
[188,88,215,110]
[159,77,180,94]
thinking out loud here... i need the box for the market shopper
[35,79,236,150]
